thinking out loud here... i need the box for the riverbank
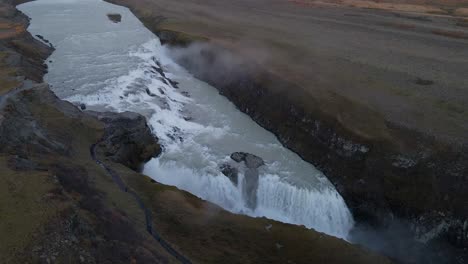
[0,0,394,263]
[104,0,468,262]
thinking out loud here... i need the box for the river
[19,0,353,239]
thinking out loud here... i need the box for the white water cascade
[20,0,354,239]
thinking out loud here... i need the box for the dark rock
[107,13,121,23]
[229,152,263,209]
[230,152,246,163]
[88,111,161,171]
[79,103,86,110]
[145,88,156,97]
[152,65,166,78]
[168,79,179,88]
[230,152,264,168]
[220,163,238,185]
[244,168,259,209]
[158,77,168,85]
[36,34,47,42]
[245,154,265,168]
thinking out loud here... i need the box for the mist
[165,42,264,88]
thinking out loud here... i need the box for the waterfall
[145,159,353,239]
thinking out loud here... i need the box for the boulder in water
[230,152,246,162]
[230,152,264,168]
[229,152,264,209]
[107,13,122,23]
[220,163,238,185]
[244,167,259,209]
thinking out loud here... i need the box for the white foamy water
[20,0,354,239]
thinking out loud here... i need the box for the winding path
[90,141,192,264]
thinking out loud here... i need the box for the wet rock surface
[229,152,264,209]
[243,167,259,209]
[87,111,161,171]
[107,13,121,23]
[230,151,265,168]
[220,163,238,185]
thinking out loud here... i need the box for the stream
[19,0,354,239]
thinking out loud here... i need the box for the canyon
[0,0,393,263]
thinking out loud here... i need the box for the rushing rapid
[20,0,354,239]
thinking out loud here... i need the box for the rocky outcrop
[1,85,160,166]
[88,111,161,171]
[107,13,122,23]
[230,152,265,168]
[225,152,264,209]
[220,163,238,184]
[221,152,265,187]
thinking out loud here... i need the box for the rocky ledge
[87,110,161,171]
